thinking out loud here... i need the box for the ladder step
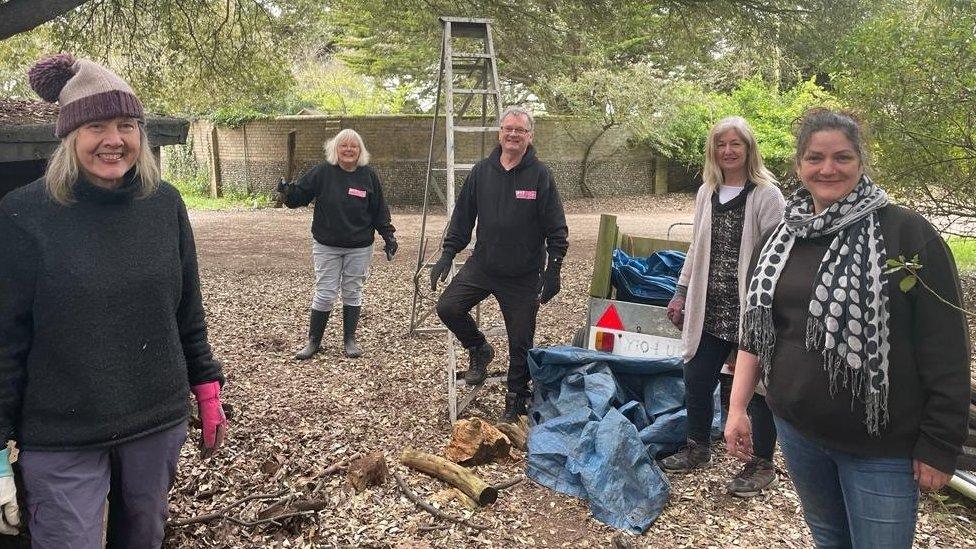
[452,52,492,59]
[432,163,475,171]
[454,126,500,133]
[453,88,494,95]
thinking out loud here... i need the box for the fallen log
[494,421,527,452]
[400,448,498,506]
[393,471,488,530]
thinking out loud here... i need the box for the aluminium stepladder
[409,17,506,421]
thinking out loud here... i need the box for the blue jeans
[774,416,919,549]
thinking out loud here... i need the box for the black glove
[429,252,455,292]
[384,236,398,261]
[539,257,563,304]
[276,177,288,193]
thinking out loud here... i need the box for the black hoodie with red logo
[282,163,395,249]
[443,144,568,277]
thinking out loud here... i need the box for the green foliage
[947,238,976,272]
[634,75,837,175]
[163,141,269,210]
[830,0,976,222]
[0,26,53,98]
[291,60,417,115]
[209,106,272,128]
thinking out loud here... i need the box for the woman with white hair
[661,116,785,497]
[279,129,397,359]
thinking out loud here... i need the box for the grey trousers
[311,241,373,312]
[18,422,187,549]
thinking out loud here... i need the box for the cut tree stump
[347,451,388,492]
[401,448,498,506]
[444,417,511,465]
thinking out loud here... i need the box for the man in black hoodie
[430,106,569,422]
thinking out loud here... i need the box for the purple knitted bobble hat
[28,53,144,138]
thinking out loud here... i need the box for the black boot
[295,309,329,360]
[463,341,494,385]
[342,305,363,358]
[500,392,528,424]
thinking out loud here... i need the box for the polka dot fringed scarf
[742,175,891,435]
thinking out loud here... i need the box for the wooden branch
[401,449,497,506]
[169,489,289,526]
[393,472,488,531]
[494,422,527,452]
[311,452,363,494]
[0,0,89,40]
[491,475,525,491]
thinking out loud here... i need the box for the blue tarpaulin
[611,249,686,306]
[526,346,720,533]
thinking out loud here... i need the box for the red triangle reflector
[595,304,624,330]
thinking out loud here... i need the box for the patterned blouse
[703,183,755,342]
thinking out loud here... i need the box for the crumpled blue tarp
[526,346,720,534]
[611,249,686,306]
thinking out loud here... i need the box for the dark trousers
[685,332,777,458]
[436,258,541,396]
[18,422,187,549]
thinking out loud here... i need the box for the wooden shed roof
[0,99,189,163]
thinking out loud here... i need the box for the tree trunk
[400,448,498,506]
[579,125,613,199]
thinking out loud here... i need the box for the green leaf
[886,258,901,267]
[899,275,917,293]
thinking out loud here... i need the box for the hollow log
[400,448,498,506]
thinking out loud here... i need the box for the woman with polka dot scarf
[726,108,971,548]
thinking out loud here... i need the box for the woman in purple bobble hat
[0,53,228,547]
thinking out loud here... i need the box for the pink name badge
[515,190,537,200]
[348,188,367,198]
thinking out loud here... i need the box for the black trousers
[436,258,541,396]
[685,331,777,459]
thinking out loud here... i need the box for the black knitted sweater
[0,175,224,450]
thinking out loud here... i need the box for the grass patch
[163,142,271,211]
[947,237,976,272]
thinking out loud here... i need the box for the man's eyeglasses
[500,126,531,135]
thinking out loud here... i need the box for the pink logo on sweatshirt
[515,190,537,200]
[348,188,367,198]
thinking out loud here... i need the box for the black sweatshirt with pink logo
[443,145,569,277]
[282,163,395,249]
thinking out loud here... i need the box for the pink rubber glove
[191,381,228,458]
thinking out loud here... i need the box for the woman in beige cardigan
[661,117,785,497]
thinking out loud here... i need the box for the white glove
[0,475,18,535]
[0,447,20,536]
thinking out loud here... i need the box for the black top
[282,163,395,248]
[743,204,971,473]
[704,183,754,341]
[443,145,569,277]
[0,175,224,450]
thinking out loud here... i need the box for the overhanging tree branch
[0,0,90,40]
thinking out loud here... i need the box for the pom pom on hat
[28,53,77,103]
[26,53,143,138]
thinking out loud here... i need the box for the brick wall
[178,115,695,205]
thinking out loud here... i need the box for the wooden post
[654,156,669,195]
[209,126,223,198]
[275,130,297,208]
[589,214,618,299]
